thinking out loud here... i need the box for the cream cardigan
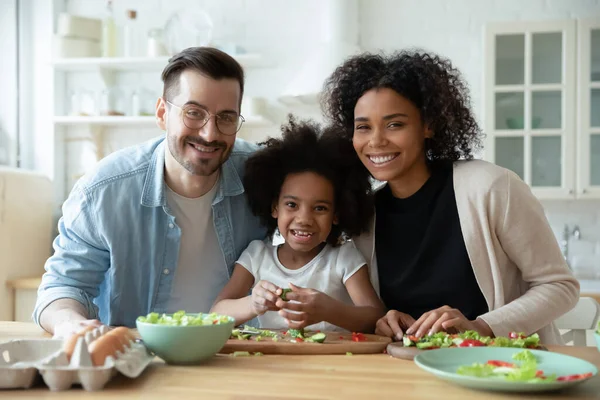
[354,160,580,344]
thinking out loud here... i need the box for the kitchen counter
[1,321,599,399]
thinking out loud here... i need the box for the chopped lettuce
[488,336,511,347]
[457,350,556,383]
[137,311,232,326]
[242,325,278,337]
[596,320,600,334]
[512,349,536,362]
[457,363,496,377]
[403,330,540,349]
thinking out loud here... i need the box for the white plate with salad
[414,347,597,392]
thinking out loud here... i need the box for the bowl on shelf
[505,117,542,129]
[136,311,235,365]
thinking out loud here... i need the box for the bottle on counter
[101,0,117,57]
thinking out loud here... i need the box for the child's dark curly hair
[243,116,374,246]
[321,50,483,161]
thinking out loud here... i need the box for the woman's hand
[276,283,333,329]
[406,305,493,338]
[375,310,416,341]
[250,280,281,316]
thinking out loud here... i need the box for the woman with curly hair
[321,50,579,344]
[211,118,385,332]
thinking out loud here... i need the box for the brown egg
[89,334,121,366]
[106,327,132,349]
[62,325,96,361]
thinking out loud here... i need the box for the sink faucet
[560,224,581,268]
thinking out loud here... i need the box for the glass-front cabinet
[577,18,600,199]
[485,19,600,200]
[484,20,576,199]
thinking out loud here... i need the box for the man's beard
[167,133,231,176]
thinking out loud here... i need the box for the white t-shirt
[166,182,229,313]
[237,239,367,331]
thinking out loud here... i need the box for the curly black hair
[321,50,483,162]
[243,116,374,246]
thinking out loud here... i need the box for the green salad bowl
[136,313,235,365]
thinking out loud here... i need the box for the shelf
[54,116,157,126]
[52,57,170,72]
[52,53,267,72]
[54,115,273,128]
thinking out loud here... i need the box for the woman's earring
[424,138,434,161]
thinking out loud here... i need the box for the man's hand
[52,319,102,339]
[39,298,97,337]
[250,280,281,316]
[275,283,333,329]
[405,305,494,338]
[375,310,417,341]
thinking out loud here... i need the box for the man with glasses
[34,47,266,336]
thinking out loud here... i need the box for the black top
[375,162,489,321]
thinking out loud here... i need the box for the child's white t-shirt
[236,239,367,332]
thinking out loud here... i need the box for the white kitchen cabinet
[577,18,600,199]
[484,20,576,199]
[484,19,600,200]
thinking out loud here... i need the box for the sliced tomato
[351,332,367,342]
[535,370,544,377]
[407,335,419,342]
[295,337,304,342]
[487,360,515,368]
[557,373,593,381]
[459,339,485,347]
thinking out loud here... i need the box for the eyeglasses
[166,100,245,136]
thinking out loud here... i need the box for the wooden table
[1,322,599,399]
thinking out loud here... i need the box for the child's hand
[251,280,281,316]
[276,283,333,329]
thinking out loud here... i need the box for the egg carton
[0,325,153,391]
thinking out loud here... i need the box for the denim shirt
[34,136,266,327]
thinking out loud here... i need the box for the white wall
[0,0,18,167]
[24,0,600,277]
[360,0,600,124]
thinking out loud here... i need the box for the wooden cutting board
[386,342,550,361]
[219,331,391,355]
[386,342,426,360]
